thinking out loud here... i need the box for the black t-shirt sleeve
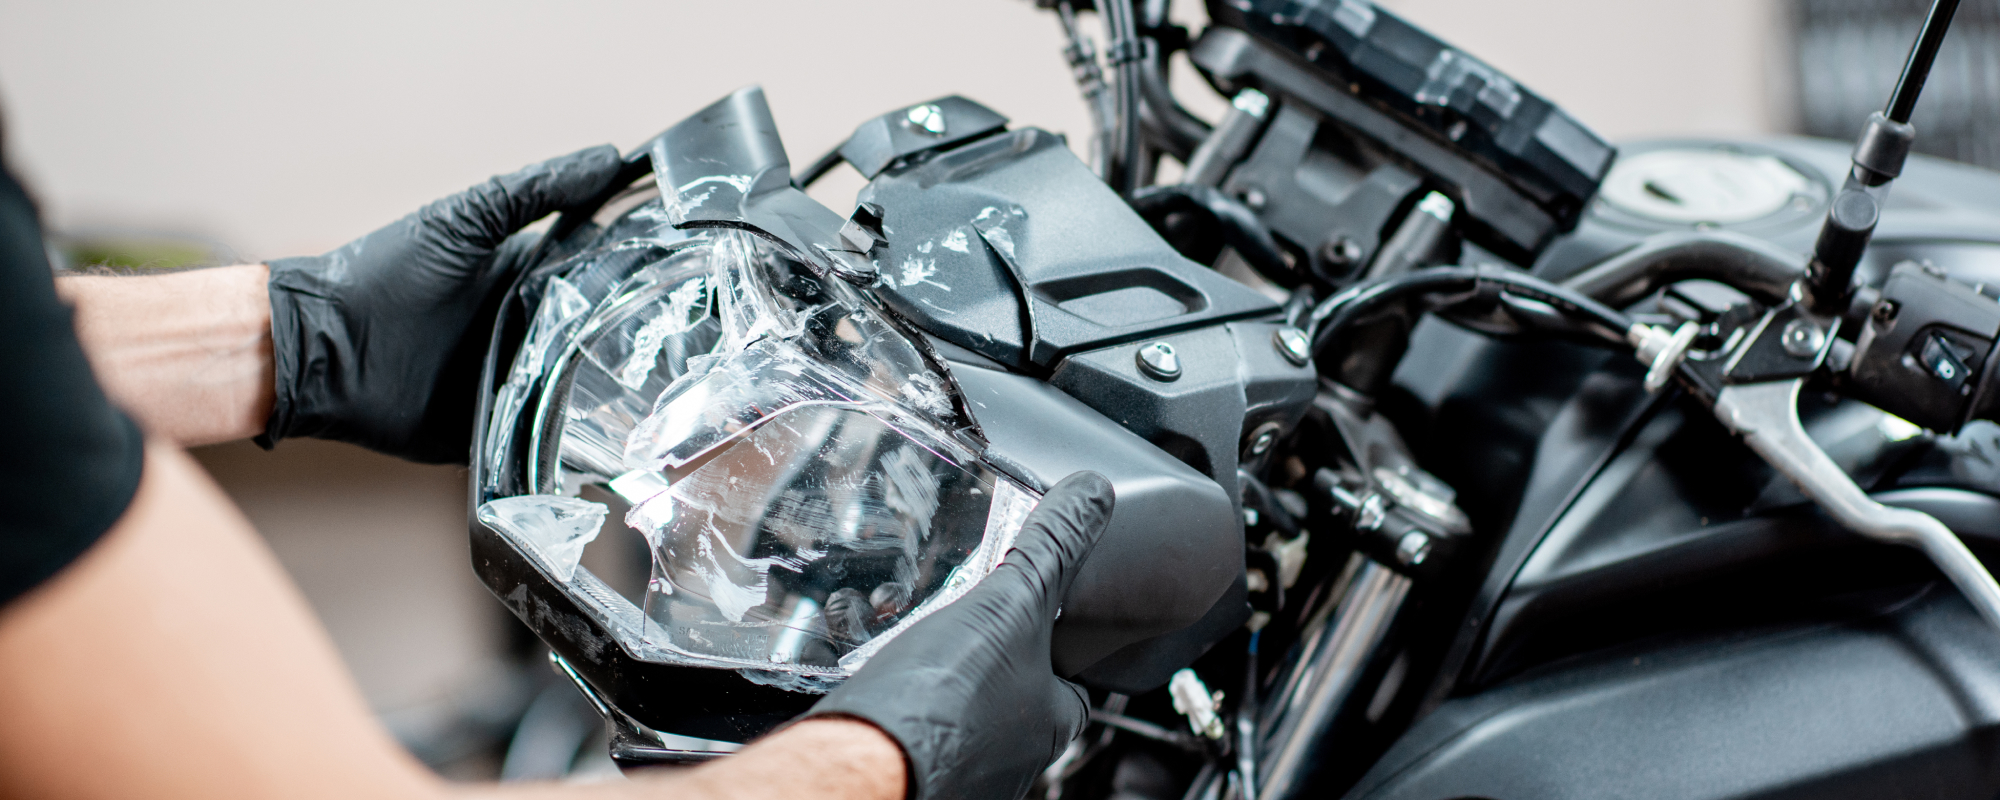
[0,160,145,609]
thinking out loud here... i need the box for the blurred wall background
[2,0,1801,778]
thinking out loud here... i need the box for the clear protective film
[478,204,1037,692]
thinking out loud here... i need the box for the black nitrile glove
[260,145,624,463]
[809,472,1116,800]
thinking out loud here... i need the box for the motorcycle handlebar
[1843,261,2000,434]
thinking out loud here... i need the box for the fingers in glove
[1053,677,1091,754]
[426,144,626,252]
[992,471,1115,611]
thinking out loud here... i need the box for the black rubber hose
[1136,41,1211,161]
[1129,184,1289,280]
[792,146,845,190]
[1102,0,1144,196]
[1311,265,1633,357]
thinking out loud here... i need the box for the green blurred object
[51,229,238,272]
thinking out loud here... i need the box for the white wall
[0,0,1791,743]
[2,1,1789,261]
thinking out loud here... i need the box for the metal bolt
[1780,318,1824,358]
[904,103,947,137]
[1395,531,1432,566]
[1273,327,1311,366]
[1355,493,1386,531]
[1320,236,1362,267]
[1248,429,1278,456]
[1136,342,1182,381]
[1241,187,1268,211]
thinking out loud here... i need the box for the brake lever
[1713,378,2000,631]
[1631,293,2000,633]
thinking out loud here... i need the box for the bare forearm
[461,718,905,800]
[58,265,274,445]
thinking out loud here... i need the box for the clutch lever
[1713,378,2000,631]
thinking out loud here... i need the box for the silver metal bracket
[1712,379,2000,631]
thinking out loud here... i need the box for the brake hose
[1309,265,1634,357]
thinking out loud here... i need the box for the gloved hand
[808,472,1115,800]
[260,145,624,463]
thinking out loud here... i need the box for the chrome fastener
[1780,317,1825,358]
[904,103,947,137]
[1273,327,1311,366]
[1136,342,1182,381]
[1248,427,1279,456]
[1395,531,1432,566]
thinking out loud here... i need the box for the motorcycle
[465,0,2000,797]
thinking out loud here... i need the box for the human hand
[260,145,624,463]
[807,472,1115,800]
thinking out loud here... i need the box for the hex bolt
[1136,342,1182,381]
[1273,327,1311,366]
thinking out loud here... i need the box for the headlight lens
[478,218,1036,691]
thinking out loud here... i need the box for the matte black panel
[859,128,1279,369]
[1049,321,1319,513]
[640,86,850,264]
[950,362,1247,691]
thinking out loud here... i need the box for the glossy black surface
[1342,135,2000,799]
[1351,586,2000,800]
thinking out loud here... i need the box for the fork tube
[1256,555,1411,800]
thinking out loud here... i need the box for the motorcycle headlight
[476,214,1037,692]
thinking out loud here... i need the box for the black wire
[1136,40,1211,160]
[1886,0,1965,123]
[1239,470,1300,539]
[792,146,845,190]
[1128,184,1288,280]
[1102,0,1144,196]
[1308,265,1632,357]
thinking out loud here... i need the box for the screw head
[1136,342,1182,381]
[1395,531,1432,566]
[1320,236,1362,267]
[1273,327,1311,366]
[1248,428,1279,456]
[904,104,947,137]
[1780,318,1824,358]
[1241,187,1268,211]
